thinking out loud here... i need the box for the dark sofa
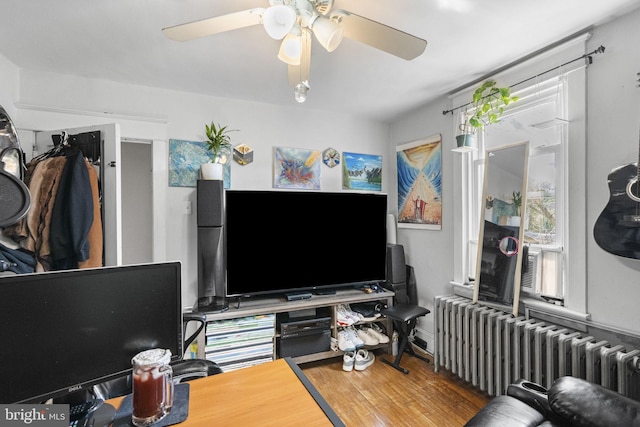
[465,376,640,426]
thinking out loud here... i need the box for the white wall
[3,67,390,309]
[390,7,640,345]
[0,53,20,124]
[389,97,454,346]
[584,9,640,331]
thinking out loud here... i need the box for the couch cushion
[549,376,640,427]
[464,395,546,427]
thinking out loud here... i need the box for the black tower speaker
[196,180,228,312]
[197,180,224,227]
[406,265,418,305]
[385,243,408,303]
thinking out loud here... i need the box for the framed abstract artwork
[396,134,442,230]
[169,139,231,188]
[273,146,321,190]
[342,152,382,192]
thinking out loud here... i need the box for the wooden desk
[107,358,344,427]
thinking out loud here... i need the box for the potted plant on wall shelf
[201,122,237,180]
[454,109,477,152]
[454,80,519,152]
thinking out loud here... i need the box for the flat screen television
[0,261,183,403]
[224,190,388,298]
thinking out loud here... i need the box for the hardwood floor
[301,349,491,427]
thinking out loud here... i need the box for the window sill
[448,280,591,324]
[521,296,591,322]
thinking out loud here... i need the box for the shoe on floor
[355,349,375,371]
[342,351,356,371]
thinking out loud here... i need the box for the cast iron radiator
[433,295,640,399]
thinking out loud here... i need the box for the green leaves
[204,121,237,158]
[467,80,519,130]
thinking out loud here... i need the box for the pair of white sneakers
[355,324,390,346]
[343,349,375,372]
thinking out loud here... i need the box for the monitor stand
[196,296,229,313]
[86,402,116,427]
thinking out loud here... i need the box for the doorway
[121,139,153,264]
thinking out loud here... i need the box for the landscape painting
[273,146,321,190]
[342,152,382,192]
[396,134,442,230]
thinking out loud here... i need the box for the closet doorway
[121,139,153,264]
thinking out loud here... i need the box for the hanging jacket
[4,156,67,270]
[49,149,94,270]
[78,162,103,269]
[0,241,36,274]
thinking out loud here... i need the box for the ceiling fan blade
[288,28,312,88]
[162,9,263,42]
[332,10,427,60]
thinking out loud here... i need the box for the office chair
[380,265,431,374]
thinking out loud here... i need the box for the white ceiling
[2,0,639,122]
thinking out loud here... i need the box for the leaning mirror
[473,141,529,316]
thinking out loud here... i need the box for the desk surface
[107,358,344,427]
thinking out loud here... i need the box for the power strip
[412,336,428,351]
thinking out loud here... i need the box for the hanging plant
[468,80,519,130]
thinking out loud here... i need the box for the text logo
[0,405,67,427]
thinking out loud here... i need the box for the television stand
[193,288,395,370]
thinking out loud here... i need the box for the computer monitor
[0,262,183,403]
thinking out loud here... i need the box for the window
[452,35,589,313]
[479,75,567,302]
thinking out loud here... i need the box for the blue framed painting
[396,134,442,230]
[169,139,231,188]
[342,152,382,192]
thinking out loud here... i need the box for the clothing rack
[442,45,606,116]
[40,130,101,165]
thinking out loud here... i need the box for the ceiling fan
[162,0,427,102]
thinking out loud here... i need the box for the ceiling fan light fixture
[309,15,343,52]
[278,31,302,65]
[262,5,297,40]
[294,81,310,103]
